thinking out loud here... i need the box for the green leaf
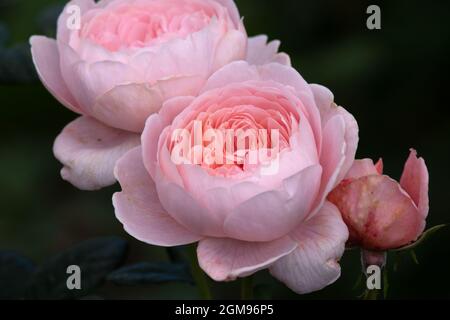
[0,251,35,299]
[25,237,128,300]
[393,224,447,252]
[107,262,194,286]
[352,273,363,291]
[410,250,419,265]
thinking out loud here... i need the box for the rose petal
[93,83,163,133]
[346,159,382,180]
[269,202,348,294]
[247,35,291,66]
[311,84,359,183]
[30,36,80,113]
[198,236,297,281]
[223,165,323,242]
[113,147,201,247]
[53,116,140,190]
[312,116,346,213]
[211,0,242,28]
[400,149,429,220]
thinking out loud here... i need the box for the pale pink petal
[258,64,322,146]
[400,149,429,219]
[211,0,242,28]
[201,61,260,93]
[202,62,322,146]
[312,116,346,213]
[69,60,141,115]
[159,96,196,125]
[155,178,226,237]
[29,36,80,113]
[346,159,381,180]
[113,147,201,247]
[269,202,348,294]
[212,30,248,71]
[223,165,323,242]
[53,116,140,190]
[247,35,291,66]
[198,236,297,281]
[311,83,359,183]
[93,83,163,133]
[141,95,195,182]
[142,114,165,180]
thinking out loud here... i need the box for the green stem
[241,276,253,300]
[187,245,212,300]
[363,289,379,300]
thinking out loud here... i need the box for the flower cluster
[31,0,429,295]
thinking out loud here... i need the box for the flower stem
[241,276,254,300]
[363,289,379,300]
[187,245,212,300]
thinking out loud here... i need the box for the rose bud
[328,150,429,251]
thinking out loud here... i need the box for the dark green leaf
[26,237,128,300]
[107,262,194,286]
[0,251,35,299]
[410,250,419,265]
[393,224,447,252]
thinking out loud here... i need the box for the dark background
[1,0,449,299]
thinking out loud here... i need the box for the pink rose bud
[328,150,429,251]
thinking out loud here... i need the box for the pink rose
[113,61,359,294]
[328,150,429,251]
[30,0,287,190]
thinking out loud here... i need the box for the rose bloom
[113,61,359,294]
[328,150,429,251]
[30,0,288,190]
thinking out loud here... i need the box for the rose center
[80,1,215,51]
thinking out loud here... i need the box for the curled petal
[93,84,162,132]
[400,149,429,220]
[311,84,359,183]
[270,202,348,294]
[198,236,297,281]
[346,159,382,180]
[53,116,140,190]
[113,147,201,246]
[223,165,323,242]
[247,35,291,66]
[30,36,80,113]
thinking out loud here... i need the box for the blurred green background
[1,0,449,299]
